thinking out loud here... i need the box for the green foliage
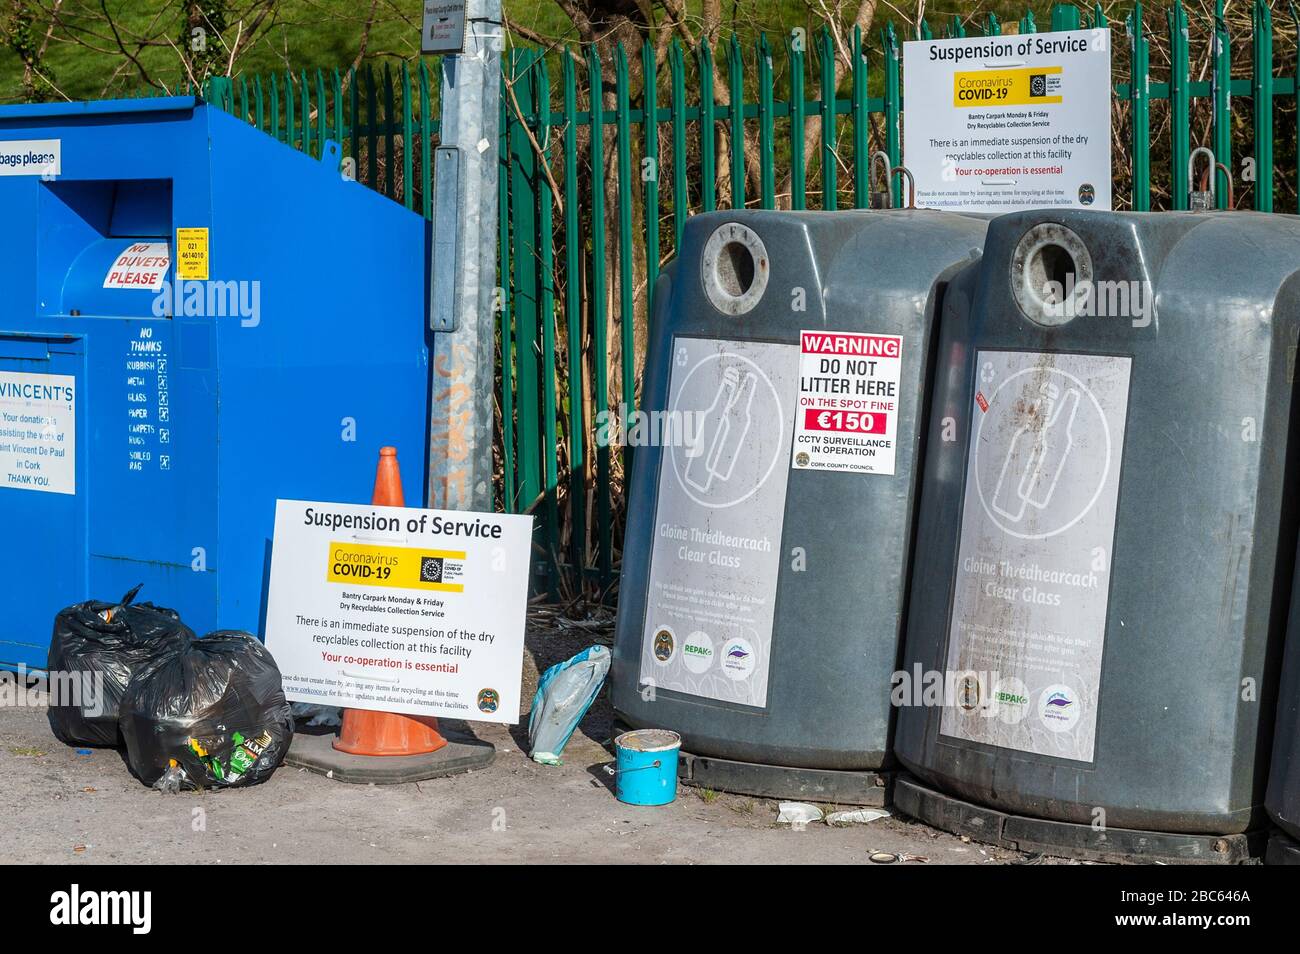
[181,0,231,81]
[0,1,1130,105]
[1,0,427,102]
[2,0,58,102]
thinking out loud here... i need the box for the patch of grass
[9,746,45,757]
[2,0,1082,105]
[2,0,816,103]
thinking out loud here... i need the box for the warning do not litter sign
[791,330,902,475]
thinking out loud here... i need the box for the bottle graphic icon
[685,367,758,493]
[991,382,1081,524]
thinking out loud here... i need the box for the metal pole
[428,0,503,512]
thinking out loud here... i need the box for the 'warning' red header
[800,331,901,359]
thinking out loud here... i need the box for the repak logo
[49,885,152,934]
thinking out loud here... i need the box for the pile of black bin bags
[47,585,293,792]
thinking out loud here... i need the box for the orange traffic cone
[333,447,448,757]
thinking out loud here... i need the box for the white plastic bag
[527,645,610,764]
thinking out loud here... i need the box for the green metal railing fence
[184,0,1299,598]
[203,62,443,215]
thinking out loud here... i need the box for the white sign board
[0,138,60,177]
[0,371,75,494]
[903,29,1111,212]
[265,500,533,724]
[640,337,797,709]
[421,0,467,54]
[940,351,1131,762]
[791,330,902,475]
[103,242,170,291]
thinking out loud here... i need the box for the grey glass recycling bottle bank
[611,208,988,803]
[895,209,1300,863]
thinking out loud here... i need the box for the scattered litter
[869,851,899,864]
[152,760,187,794]
[826,808,891,826]
[777,802,824,826]
[72,845,86,853]
[528,645,610,765]
[290,702,342,728]
[777,804,890,828]
[75,749,91,757]
[527,604,616,643]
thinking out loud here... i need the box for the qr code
[1029,74,1047,97]
[420,557,444,583]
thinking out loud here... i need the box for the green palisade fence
[186,1,1300,598]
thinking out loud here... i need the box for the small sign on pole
[421,0,468,55]
[265,499,532,723]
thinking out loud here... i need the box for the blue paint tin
[613,729,681,805]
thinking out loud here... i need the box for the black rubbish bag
[47,584,194,747]
[119,631,294,791]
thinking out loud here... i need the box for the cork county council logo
[477,688,500,713]
[1078,183,1096,205]
[652,628,675,663]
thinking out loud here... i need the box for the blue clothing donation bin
[0,97,430,670]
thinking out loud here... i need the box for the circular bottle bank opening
[1010,223,1093,327]
[702,222,769,315]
